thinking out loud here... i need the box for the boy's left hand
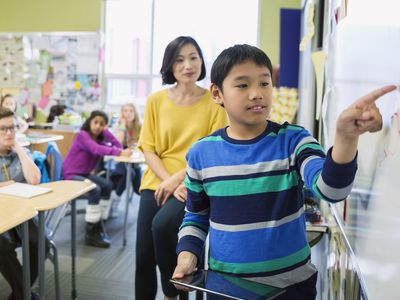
[336,85,397,138]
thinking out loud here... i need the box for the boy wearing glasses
[0,108,43,300]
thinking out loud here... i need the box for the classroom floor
[0,193,196,300]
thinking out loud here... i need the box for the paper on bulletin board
[311,50,327,120]
[299,3,315,52]
[76,53,98,74]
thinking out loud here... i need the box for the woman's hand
[120,148,132,157]
[173,182,187,203]
[155,172,182,206]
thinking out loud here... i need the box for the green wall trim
[0,0,102,32]
[259,0,301,65]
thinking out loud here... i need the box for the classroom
[0,0,399,299]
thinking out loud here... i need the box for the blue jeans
[72,175,113,205]
[110,162,142,196]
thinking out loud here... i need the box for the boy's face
[211,60,272,135]
[0,116,17,149]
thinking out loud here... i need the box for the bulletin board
[0,32,103,114]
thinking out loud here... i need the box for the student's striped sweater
[177,121,357,288]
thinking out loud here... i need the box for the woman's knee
[152,212,174,239]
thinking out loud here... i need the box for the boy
[0,108,43,300]
[172,44,396,299]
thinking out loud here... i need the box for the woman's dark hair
[160,36,206,85]
[81,110,109,142]
[0,94,17,112]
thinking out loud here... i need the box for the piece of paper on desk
[0,182,52,198]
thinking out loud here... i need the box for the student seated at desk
[1,94,28,134]
[62,110,132,248]
[0,108,45,300]
[109,102,143,217]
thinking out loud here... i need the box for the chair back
[45,142,63,181]
[32,150,50,183]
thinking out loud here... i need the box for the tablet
[170,269,285,300]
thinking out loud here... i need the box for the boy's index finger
[355,85,397,109]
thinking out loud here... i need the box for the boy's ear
[210,83,224,106]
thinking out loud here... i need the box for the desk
[0,199,37,300]
[306,230,325,247]
[3,180,95,300]
[28,129,77,160]
[105,153,145,246]
[35,180,95,300]
[26,133,64,145]
[18,132,64,151]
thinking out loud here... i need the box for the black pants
[0,219,49,300]
[135,190,186,299]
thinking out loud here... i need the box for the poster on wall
[0,32,102,115]
[0,36,24,87]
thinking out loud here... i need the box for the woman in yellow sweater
[136,36,228,300]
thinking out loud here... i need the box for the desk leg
[22,221,31,300]
[123,163,132,246]
[38,211,46,300]
[71,200,77,299]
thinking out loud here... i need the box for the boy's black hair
[211,44,273,91]
[160,36,206,85]
[0,108,15,120]
[81,110,108,142]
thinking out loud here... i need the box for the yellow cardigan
[137,89,228,191]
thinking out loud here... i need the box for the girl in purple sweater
[62,110,132,248]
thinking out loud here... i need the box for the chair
[44,142,67,237]
[30,144,61,299]
[45,142,63,181]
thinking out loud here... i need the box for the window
[104,0,259,114]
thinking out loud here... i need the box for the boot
[85,221,110,248]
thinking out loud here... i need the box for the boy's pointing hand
[336,85,397,138]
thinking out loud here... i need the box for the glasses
[0,125,17,135]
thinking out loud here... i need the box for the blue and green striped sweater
[177,121,357,287]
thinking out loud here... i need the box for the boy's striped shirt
[177,121,357,287]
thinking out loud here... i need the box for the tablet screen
[170,269,285,300]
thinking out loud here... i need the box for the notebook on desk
[0,182,52,198]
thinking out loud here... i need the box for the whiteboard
[323,2,400,298]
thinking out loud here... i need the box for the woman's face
[122,105,135,123]
[172,43,202,84]
[89,116,107,137]
[2,96,16,112]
